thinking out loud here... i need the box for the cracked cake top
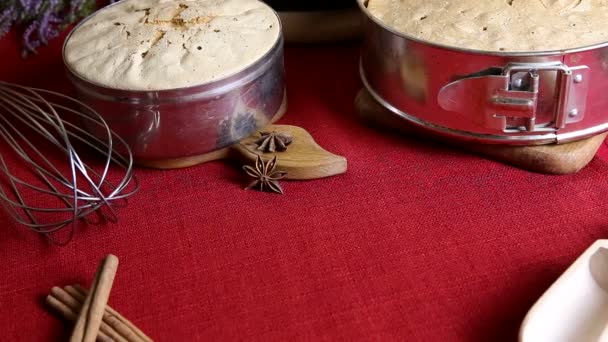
[366,0,608,52]
[64,0,280,91]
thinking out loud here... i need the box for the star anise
[253,131,293,153]
[243,155,287,194]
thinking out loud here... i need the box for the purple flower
[0,7,18,36]
[18,0,41,14]
[1,0,114,56]
[68,0,86,17]
[22,20,40,55]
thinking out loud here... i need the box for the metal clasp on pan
[438,62,590,134]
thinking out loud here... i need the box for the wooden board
[136,94,289,170]
[233,125,347,180]
[355,88,607,174]
[137,124,347,180]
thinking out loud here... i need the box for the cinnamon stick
[50,287,128,342]
[46,295,114,342]
[70,254,119,342]
[66,285,152,342]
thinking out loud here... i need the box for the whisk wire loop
[0,81,138,239]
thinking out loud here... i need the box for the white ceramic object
[520,240,608,342]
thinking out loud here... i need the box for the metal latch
[438,63,590,133]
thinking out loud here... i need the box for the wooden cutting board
[137,124,348,180]
[355,88,607,174]
[136,97,347,179]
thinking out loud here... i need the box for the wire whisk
[0,81,138,243]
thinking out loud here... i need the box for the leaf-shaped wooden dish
[234,125,347,179]
[138,125,347,180]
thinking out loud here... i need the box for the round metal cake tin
[63,3,285,163]
[358,0,608,145]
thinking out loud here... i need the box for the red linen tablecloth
[1,31,608,342]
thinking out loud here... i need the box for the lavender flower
[0,7,18,37]
[0,0,113,56]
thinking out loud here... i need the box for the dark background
[263,0,356,11]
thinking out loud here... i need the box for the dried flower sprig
[1,0,115,56]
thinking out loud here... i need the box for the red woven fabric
[1,31,608,342]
